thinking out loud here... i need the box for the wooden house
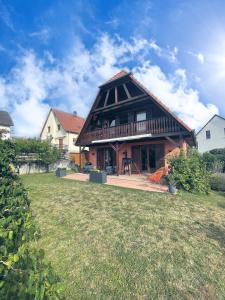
[76,70,195,175]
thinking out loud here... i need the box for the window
[48,126,51,133]
[110,119,116,127]
[73,138,77,144]
[136,111,146,122]
[57,124,61,130]
[206,130,211,139]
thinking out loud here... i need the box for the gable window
[57,124,61,131]
[73,138,77,144]
[206,130,211,139]
[136,111,146,122]
[48,126,51,133]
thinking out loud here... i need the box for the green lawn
[23,173,225,299]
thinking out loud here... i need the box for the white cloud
[197,53,204,64]
[29,28,50,42]
[188,51,205,64]
[0,34,218,136]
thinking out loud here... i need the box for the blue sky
[0,0,225,136]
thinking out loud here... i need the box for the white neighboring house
[196,114,225,153]
[40,108,85,155]
[0,110,14,140]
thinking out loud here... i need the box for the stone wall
[17,159,73,175]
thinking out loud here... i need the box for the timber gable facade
[76,70,195,175]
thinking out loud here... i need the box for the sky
[0,0,225,136]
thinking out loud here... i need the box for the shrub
[169,150,210,194]
[0,140,62,299]
[209,148,225,172]
[210,174,225,192]
[202,152,223,173]
[13,138,61,171]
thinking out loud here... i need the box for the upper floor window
[206,130,211,139]
[73,138,77,143]
[48,126,51,133]
[110,119,116,127]
[57,124,61,131]
[136,111,146,122]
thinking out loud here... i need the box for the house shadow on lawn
[205,223,225,250]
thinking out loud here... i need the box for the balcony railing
[79,117,182,145]
[52,144,69,151]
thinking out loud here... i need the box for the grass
[22,173,225,299]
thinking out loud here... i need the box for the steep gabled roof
[52,109,85,134]
[130,74,192,133]
[107,70,129,83]
[0,111,13,126]
[40,108,85,136]
[76,70,194,145]
[196,114,225,135]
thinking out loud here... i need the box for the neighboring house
[76,70,195,175]
[40,108,85,158]
[0,110,14,140]
[196,114,225,153]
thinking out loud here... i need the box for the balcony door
[131,144,164,173]
[136,111,146,132]
[97,147,116,170]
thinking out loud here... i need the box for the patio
[64,173,167,193]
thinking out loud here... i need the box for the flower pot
[89,171,107,184]
[56,168,67,177]
[168,183,177,194]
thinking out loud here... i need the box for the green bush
[169,150,210,194]
[13,138,61,171]
[210,174,225,192]
[0,140,62,299]
[209,148,225,172]
[202,152,223,173]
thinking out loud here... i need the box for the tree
[13,139,61,172]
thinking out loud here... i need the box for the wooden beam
[104,90,110,107]
[165,136,179,147]
[79,146,82,167]
[115,87,118,103]
[123,83,131,99]
[116,142,119,176]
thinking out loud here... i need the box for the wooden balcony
[78,117,183,145]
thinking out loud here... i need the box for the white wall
[40,110,80,153]
[0,125,11,140]
[67,132,80,153]
[197,115,225,153]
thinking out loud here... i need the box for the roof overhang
[92,133,152,144]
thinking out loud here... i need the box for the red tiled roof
[107,70,129,82]
[52,109,85,134]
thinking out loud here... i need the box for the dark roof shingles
[0,111,13,126]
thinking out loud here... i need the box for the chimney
[73,111,77,116]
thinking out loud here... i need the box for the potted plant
[166,174,177,194]
[56,167,67,177]
[89,169,107,184]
